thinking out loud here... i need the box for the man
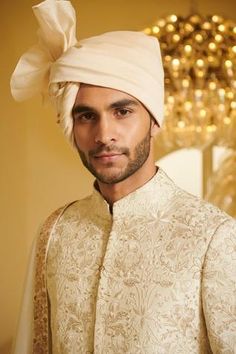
[11,0,236,353]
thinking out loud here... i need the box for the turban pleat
[11,0,164,146]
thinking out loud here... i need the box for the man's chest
[46,214,211,353]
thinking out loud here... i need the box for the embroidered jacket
[14,169,236,353]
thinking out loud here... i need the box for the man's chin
[93,168,125,185]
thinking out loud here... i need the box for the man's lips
[94,153,123,158]
[92,152,125,162]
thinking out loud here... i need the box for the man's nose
[94,116,116,145]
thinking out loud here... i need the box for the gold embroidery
[33,204,73,353]
[45,170,236,353]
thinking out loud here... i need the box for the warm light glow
[196,70,204,78]
[166,23,175,32]
[218,88,225,97]
[200,109,207,118]
[206,125,217,132]
[184,101,192,111]
[167,95,175,104]
[195,33,203,42]
[218,103,225,112]
[209,81,217,90]
[208,42,217,51]
[218,24,226,32]
[177,121,186,128]
[195,89,203,98]
[231,101,236,109]
[142,12,236,150]
[144,27,151,35]
[182,79,190,88]
[202,21,211,30]
[223,117,231,125]
[190,15,201,24]
[215,34,223,43]
[225,60,233,68]
[184,44,192,54]
[184,23,194,32]
[164,55,171,63]
[226,91,234,99]
[152,26,159,34]
[196,59,204,68]
[157,19,166,27]
[207,56,214,64]
[168,14,178,23]
[212,15,223,23]
[172,58,180,69]
[172,34,180,42]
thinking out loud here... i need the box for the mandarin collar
[91,167,177,219]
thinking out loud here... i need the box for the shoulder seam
[202,217,231,271]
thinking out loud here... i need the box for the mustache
[89,145,129,157]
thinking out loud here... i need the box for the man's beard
[75,128,152,185]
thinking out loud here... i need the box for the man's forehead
[74,84,141,107]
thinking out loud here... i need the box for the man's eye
[74,112,95,122]
[116,108,131,117]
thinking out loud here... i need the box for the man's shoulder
[158,169,230,224]
[170,184,232,230]
[41,194,94,229]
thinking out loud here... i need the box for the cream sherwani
[14,169,236,353]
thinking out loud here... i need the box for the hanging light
[143,14,236,150]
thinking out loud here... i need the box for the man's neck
[96,161,158,206]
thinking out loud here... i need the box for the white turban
[11,0,164,146]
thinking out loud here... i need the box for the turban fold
[11,0,164,145]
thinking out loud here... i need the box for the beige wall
[1,0,235,352]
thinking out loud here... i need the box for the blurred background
[1,0,235,352]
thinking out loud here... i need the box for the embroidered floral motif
[33,204,73,353]
[41,169,236,353]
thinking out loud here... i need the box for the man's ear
[150,118,160,138]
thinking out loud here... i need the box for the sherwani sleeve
[202,218,236,353]
[12,239,37,354]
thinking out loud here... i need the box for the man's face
[72,84,158,184]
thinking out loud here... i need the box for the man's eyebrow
[109,99,139,109]
[72,104,96,117]
[72,99,139,117]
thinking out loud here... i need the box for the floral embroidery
[33,204,73,354]
[225,235,236,260]
[42,169,236,353]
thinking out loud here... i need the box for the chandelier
[143,14,236,150]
